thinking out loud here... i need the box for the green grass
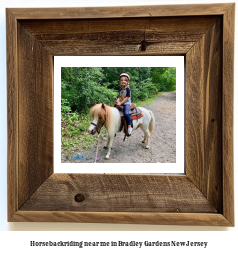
[61,111,107,155]
[136,92,163,107]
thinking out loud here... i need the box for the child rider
[114,73,132,135]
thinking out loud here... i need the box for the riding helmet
[119,73,130,81]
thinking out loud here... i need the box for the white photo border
[54,56,184,173]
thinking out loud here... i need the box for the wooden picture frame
[7,4,234,226]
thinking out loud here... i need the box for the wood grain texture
[7,9,18,221]
[222,4,235,226]
[20,16,218,34]
[6,4,234,225]
[8,4,233,19]
[37,41,193,56]
[186,18,223,212]
[19,17,218,56]
[11,211,232,226]
[20,174,217,213]
[18,23,54,208]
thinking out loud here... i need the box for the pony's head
[88,103,112,135]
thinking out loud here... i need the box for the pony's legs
[142,134,147,143]
[105,134,114,159]
[144,129,150,149]
[140,127,150,149]
[104,135,110,149]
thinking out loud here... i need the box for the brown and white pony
[88,103,155,160]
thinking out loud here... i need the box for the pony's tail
[148,110,155,140]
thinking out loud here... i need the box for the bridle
[91,114,106,134]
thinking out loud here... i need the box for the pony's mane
[89,103,112,129]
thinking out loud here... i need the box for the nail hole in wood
[211,119,215,122]
[74,193,85,202]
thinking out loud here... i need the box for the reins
[94,134,100,163]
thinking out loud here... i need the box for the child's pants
[124,104,131,126]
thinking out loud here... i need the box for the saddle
[114,103,143,141]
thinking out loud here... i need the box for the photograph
[61,67,177,164]
[54,56,184,174]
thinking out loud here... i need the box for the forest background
[61,67,176,153]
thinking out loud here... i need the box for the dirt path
[62,92,176,163]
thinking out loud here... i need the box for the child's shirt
[118,87,131,106]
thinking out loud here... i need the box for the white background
[0,0,237,253]
[54,56,184,173]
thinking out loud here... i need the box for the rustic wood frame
[7,4,234,226]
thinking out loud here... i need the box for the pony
[88,103,155,160]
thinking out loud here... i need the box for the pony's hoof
[142,140,146,143]
[103,146,108,149]
[145,145,150,149]
[104,157,110,160]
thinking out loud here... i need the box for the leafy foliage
[61,67,176,114]
[152,67,176,92]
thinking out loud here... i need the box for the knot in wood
[140,40,148,52]
[74,193,85,202]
